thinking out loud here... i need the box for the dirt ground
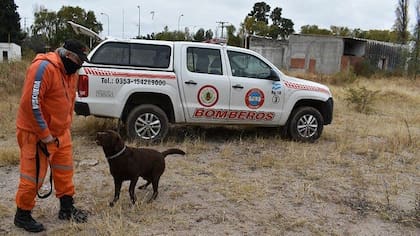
[0,125,418,235]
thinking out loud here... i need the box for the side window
[91,42,171,68]
[187,47,222,75]
[227,51,271,79]
[91,42,129,65]
[130,44,171,68]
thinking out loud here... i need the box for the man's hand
[41,135,55,144]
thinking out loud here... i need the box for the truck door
[226,50,284,125]
[180,46,230,123]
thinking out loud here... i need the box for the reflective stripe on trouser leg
[15,129,49,210]
[50,129,75,198]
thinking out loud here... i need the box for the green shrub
[344,86,380,113]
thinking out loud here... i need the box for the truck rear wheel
[126,104,169,142]
[288,106,323,142]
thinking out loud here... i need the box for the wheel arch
[289,98,333,125]
[121,92,175,123]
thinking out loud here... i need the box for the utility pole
[137,5,141,38]
[122,9,125,38]
[178,14,184,32]
[100,12,110,35]
[216,21,229,38]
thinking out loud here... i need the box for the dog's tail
[161,148,185,157]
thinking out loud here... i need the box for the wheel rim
[296,114,318,138]
[134,113,161,140]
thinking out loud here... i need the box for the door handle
[232,84,244,89]
[185,80,197,85]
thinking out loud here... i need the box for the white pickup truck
[73,29,333,142]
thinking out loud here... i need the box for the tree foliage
[300,24,399,43]
[194,28,205,42]
[152,25,214,42]
[31,6,102,50]
[243,2,294,39]
[0,0,24,44]
[226,25,241,47]
[300,25,332,35]
[248,2,271,24]
[394,0,410,44]
[154,26,186,41]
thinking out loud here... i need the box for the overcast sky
[13,0,418,39]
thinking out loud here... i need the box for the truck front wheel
[288,107,324,142]
[126,104,169,142]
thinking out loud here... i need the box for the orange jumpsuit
[16,51,77,210]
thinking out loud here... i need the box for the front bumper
[324,98,334,125]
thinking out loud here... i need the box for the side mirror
[268,69,280,81]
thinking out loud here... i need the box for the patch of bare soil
[0,127,418,235]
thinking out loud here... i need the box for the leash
[35,138,59,199]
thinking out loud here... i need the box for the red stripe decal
[84,68,176,79]
[284,81,330,95]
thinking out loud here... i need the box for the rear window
[90,42,171,68]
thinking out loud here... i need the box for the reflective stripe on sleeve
[31,60,49,130]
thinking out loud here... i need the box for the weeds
[344,86,380,113]
[0,61,419,234]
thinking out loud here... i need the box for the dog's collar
[106,145,127,160]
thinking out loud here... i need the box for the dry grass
[0,61,419,235]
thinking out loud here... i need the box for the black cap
[63,39,89,62]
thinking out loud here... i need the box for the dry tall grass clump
[0,61,418,235]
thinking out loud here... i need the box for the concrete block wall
[287,35,344,74]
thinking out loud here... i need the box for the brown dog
[95,130,185,206]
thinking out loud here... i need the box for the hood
[283,74,332,96]
[32,51,65,73]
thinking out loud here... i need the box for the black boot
[58,195,88,223]
[14,208,45,232]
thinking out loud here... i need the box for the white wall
[0,43,22,62]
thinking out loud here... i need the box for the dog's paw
[109,201,115,207]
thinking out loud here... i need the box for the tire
[288,106,324,142]
[126,104,169,142]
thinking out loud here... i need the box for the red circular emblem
[197,85,219,107]
[245,88,265,109]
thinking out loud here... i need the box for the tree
[226,25,241,46]
[205,29,214,40]
[155,26,187,41]
[279,18,294,39]
[31,6,102,49]
[300,25,332,35]
[330,26,352,36]
[394,0,410,44]
[270,7,282,25]
[363,29,398,42]
[0,0,24,44]
[194,28,205,42]
[243,2,294,39]
[269,7,294,39]
[248,2,271,24]
[243,16,257,35]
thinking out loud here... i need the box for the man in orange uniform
[15,39,89,232]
